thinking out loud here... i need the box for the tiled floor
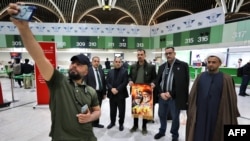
[0,77,250,141]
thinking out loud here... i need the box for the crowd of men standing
[84,48,240,141]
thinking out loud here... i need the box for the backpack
[13,63,21,74]
[237,67,243,77]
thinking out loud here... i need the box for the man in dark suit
[106,57,129,131]
[105,58,111,69]
[154,47,189,141]
[85,56,106,128]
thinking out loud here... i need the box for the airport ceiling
[0,0,250,25]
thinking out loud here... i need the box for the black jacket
[85,67,106,96]
[129,60,157,103]
[106,67,129,99]
[243,62,250,76]
[129,60,156,84]
[22,63,34,74]
[155,59,190,110]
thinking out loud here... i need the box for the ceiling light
[97,0,116,11]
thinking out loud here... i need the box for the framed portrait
[131,83,153,120]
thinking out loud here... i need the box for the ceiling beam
[115,16,130,24]
[76,6,138,24]
[85,14,102,23]
[71,0,78,23]
[49,0,66,23]
[135,0,143,24]
[148,0,169,25]
[235,0,244,12]
[155,9,193,20]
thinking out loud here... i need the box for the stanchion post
[10,75,18,102]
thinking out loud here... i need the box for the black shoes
[107,123,124,131]
[107,123,115,129]
[154,133,165,139]
[119,125,124,131]
[129,126,138,132]
[172,138,179,141]
[239,93,250,96]
[148,120,155,123]
[141,127,148,135]
[93,124,104,128]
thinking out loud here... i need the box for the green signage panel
[189,27,210,45]
[112,37,127,49]
[1,19,250,49]
[6,35,23,48]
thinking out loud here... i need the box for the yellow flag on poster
[131,84,153,120]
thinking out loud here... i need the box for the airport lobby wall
[1,18,250,85]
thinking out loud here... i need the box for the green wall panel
[62,36,71,48]
[222,23,237,42]
[0,35,6,47]
[166,34,174,47]
[98,36,107,49]
[2,19,250,49]
[210,25,223,43]
[128,37,135,49]
[173,33,181,46]
[141,37,149,49]
[160,35,166,48]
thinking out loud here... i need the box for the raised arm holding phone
[7,2,101,141]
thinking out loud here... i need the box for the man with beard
[7,3,101,141]
[154,47,189,141]
[129,49,156,135]
[186,53,240,141]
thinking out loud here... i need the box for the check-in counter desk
[219,67,242,85]
[189,66,243,85]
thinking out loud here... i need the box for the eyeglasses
[165,52,174,56]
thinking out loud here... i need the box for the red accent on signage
[0,82,4,104]
[35,42,56,105]
[10,52,22,59]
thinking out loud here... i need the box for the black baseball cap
[70,54,90,66]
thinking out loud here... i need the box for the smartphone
[81,104,88,114]
[12,5,37,21]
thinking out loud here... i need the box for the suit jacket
[129,60,156,84]
[85,67,106,96]
[129,60,157,103]
[106,67,129,99]
[155,59,189,110]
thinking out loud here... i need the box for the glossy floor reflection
[0,77,250,141]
